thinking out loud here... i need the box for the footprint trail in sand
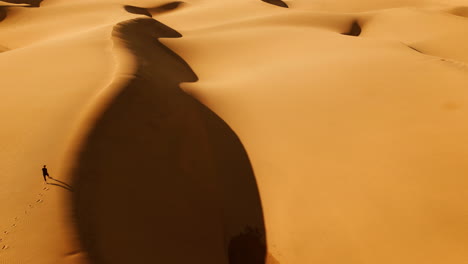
[0,185,49,252]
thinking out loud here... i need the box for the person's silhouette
[42,165,50,182]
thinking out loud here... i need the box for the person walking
[42,165,50,182]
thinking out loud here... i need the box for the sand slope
[1,0,468,263]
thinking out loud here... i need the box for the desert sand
[1,0,468,263]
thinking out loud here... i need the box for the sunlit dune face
[166,3,468,264]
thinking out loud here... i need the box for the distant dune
[1,0,468,264]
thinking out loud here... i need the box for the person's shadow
[47,177,74,192]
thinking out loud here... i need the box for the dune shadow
[449,6,468,18]
[1,0,43,7]
[261,0,288,8]
[0,7,6,22]
[342,20,362,36]
[0,0,42,23]
[124,2,184,18]
[71,18,266,264]
[148,1,184,14]
[0,44,8,52]
[123,5,152,17]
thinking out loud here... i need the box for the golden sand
[1,0,468,263]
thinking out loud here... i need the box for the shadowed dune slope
[0,7,5,22]
[261,0,288,8]
[0,1,37,24]
[72,18,266,264]
[124,2,185,18]
[450,6,468,17]
[342,20,361,36]
[148,1,184,15]
[2,0,42,7]
[123,5,152,17]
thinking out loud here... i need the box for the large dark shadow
[72,18,266,264]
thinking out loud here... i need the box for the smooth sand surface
[1,0,468,263]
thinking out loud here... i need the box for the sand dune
[1,0,468,263]
[0,2,28,23]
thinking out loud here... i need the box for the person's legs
[43,174,47,182]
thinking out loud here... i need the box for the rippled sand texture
[1,0,468,263]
